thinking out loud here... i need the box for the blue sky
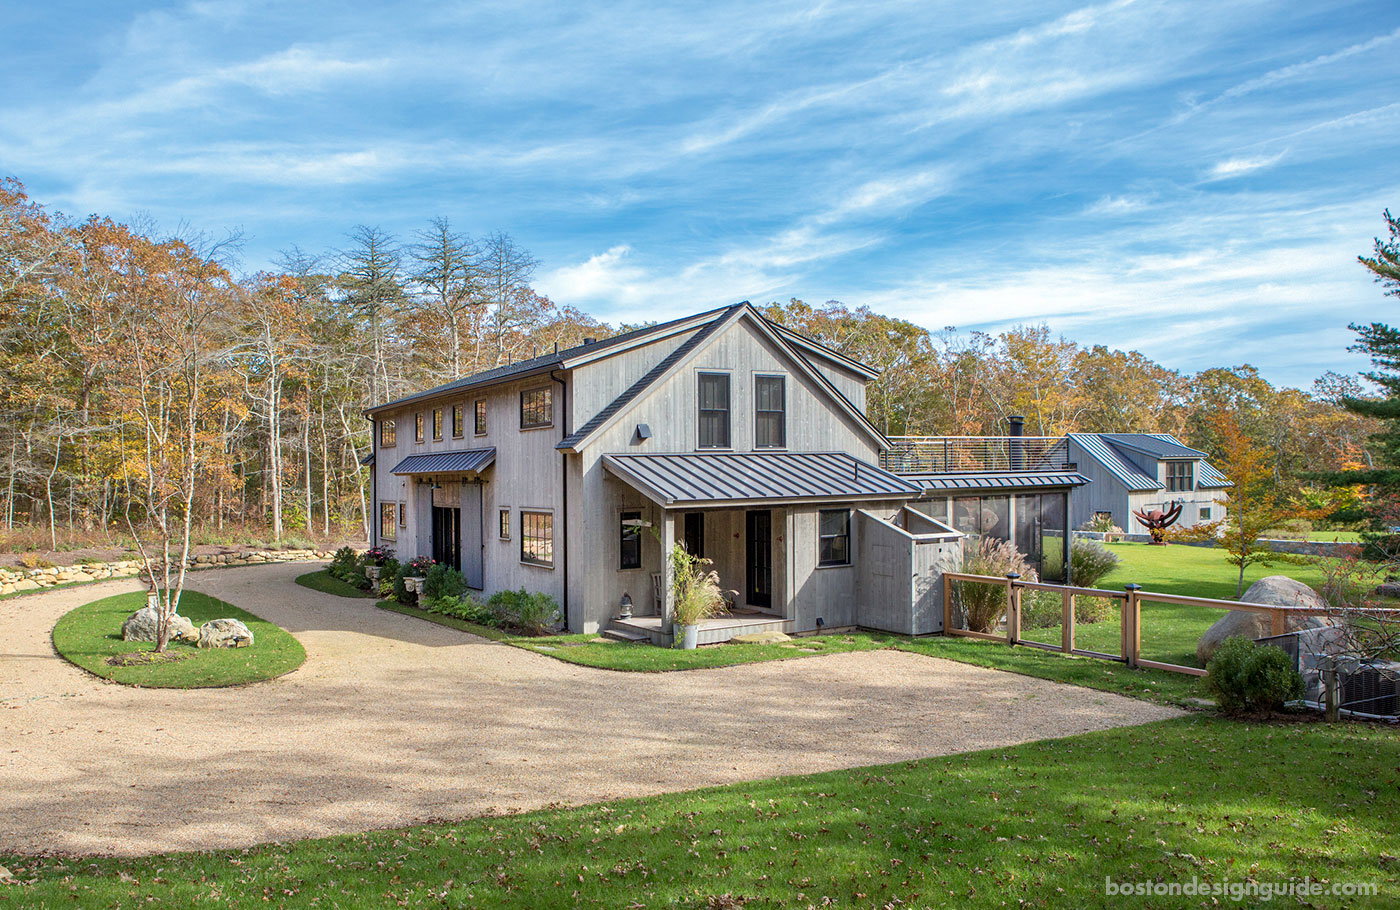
[4,1,1399,387]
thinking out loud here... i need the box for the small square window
[499,508,511,540]
[521,510,553,566]
[475,400,487,435]
[451,405,464,438]
[379,419,396,447]
[520,388,553,429]
[1200,507,1212,521]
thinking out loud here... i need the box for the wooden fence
[940,571,1392,676]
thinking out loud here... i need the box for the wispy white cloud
[1206,152,1286,180]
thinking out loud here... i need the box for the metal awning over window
[390,447,496,476]
[602,452,920,508]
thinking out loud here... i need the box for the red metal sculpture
[1132,502,1183,544]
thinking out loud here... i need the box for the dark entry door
[432,506,461,572]
[745,509,772,608]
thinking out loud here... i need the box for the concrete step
[602,625,650,643]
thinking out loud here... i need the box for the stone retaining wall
[0,549,335,596]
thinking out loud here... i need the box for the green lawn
[295,568,377,598]
[381,599,1203,707]
[4,716,1394,908]
[52,590,306,687]
[1014,542,1378,669]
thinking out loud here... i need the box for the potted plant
[669,544,724,650]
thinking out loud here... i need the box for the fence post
[1123,584,1142,668]
[1005,573,1021,646]
[1270,608,1286,637]
[943,572,953,634]
[1061,588,1074,653]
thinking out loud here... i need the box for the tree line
[0,178,1378,549]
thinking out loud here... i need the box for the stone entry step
[602,624,650,643]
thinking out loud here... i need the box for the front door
[745,509,772,608]
[431,506,461,572]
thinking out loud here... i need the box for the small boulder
[121,607,199,643]
[731,631,791,644]
[1196,575,1332,664]
[198,618,254,649]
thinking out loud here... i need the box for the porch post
[660,509,676,635]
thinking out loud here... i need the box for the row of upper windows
[378,387,554,447]
[698,372,786,449]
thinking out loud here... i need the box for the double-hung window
[697,372,730,448]
[521,510,554,566]
[754,375,786,448]
[818,509,851,567]
[520,388,553,429]
[619,510,642,569]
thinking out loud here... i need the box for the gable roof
[557,303,889,453]
[364,302,882,418]
[363,305,736,416]
[1067,433,1162,491]
[1100,433,1209,460]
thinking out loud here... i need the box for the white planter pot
[677,623,699,650]
[406,576,426,595]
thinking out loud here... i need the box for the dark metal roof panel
[1068,434,1161,491]
[1101,433,1209,460]
[908,472,1090,492]
[602,452,920,506]
[1197,460,1232,488]
[359,452,375,466]
[390,448,496,475]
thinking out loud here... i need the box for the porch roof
[390,447,496,476]
[602,452,920,508]
[907,471,1089,492]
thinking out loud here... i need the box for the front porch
[608,612,793,647]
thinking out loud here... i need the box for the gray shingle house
[1063,433,1230,533]
[364,303,964,643]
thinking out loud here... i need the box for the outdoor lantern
[619,592,633,620]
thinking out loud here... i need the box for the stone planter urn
[405,576,426,595]
[366,565,381,584]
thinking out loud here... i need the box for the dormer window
[697,372,730,448]
[1166,461,1194,492]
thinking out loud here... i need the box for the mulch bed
[105,650,192,667]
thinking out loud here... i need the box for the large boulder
[198,618,254,649]
[121,607,199,643]
[1196,575,1332,665]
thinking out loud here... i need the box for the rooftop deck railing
[880,436,1075,475]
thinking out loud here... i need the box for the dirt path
[0,562,1182,856]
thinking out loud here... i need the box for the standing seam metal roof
[1100,433,1209,460]
[907,472,1090,492]
[390,448,497,475]
[1068,433,1162,491]
[602,452,920,506]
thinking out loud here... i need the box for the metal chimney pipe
[1008,415,1025,471]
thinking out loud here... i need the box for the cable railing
[880,436,1074,475]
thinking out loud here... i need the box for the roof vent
[583,336,596,345]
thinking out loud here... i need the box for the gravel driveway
[0,562,1181,856]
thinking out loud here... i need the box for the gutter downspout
[369,418,377,550]
[550,370,570,630]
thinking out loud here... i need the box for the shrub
[1264,518,1313,540]
[423,563,467,601]
[1070,539,1118,588]
[18,553,55,569]
[1204,636,1305,714]
[669,544,724,628]
[957,537,1035,633]
[378,557,400,597]
[1019,590,1064,629]
[328,546,359,581]
[487,588,560,636]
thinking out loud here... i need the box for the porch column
[660,509,676,634]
